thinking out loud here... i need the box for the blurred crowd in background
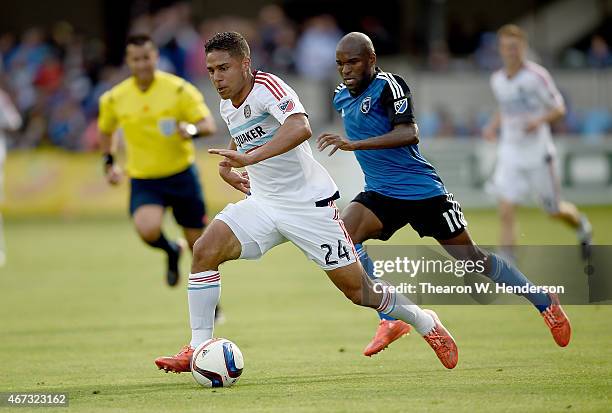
[1,1,611,151]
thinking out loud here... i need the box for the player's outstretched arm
[209,113,311,168]
[317,123,419,156]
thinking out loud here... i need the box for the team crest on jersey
[394,98,408,114]
[244,104,251,118]
[278,99,295,114]
[158,118,176,136]
[360,96,371,114]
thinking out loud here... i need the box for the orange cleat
[422,309,458,369]
[363,319,412,357]
[154,345,194,373]
[541,293,571,347]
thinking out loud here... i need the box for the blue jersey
[333,69,446,200]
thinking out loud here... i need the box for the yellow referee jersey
[98,70,211,179]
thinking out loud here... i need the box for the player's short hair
[497,24,527,42]
[126,33,156,48]
[204,32,250,58]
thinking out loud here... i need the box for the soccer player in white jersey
[0,87,22,266]
[154,31,459,373]
[483,25,592,259]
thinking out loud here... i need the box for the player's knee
[192,235,238,271]
[499,207,513,223]
[192,237,223,269]
[136,224,161,243]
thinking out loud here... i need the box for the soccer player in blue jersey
[317,32,572,357]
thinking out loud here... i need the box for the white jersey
[219,71,337,205]
[490,61,564,166]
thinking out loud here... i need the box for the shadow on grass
[30,362,533,400]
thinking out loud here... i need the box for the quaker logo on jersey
[235,125,267,147]
[360,96,371,114]
[394,98,408,114]
[278,99,295,114]
[244,104,251,119]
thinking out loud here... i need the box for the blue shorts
[129,165,207,229]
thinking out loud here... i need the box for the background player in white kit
[154,31,458,373]
[0,86,22,266]
[483,24,592,259]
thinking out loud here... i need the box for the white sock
[188,271,221,348]
[375,281,435,335]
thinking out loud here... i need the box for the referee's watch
[185,123,198,137]
[103,153,114,171]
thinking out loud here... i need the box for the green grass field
[1,207,611,412]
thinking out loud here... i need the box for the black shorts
[352,191,467,241]
[129,165,207,229]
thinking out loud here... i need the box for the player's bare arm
[218,139,250,194]
[317,123,419,156]
[209,113,311,168]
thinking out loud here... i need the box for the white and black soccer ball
[191,338,244,388]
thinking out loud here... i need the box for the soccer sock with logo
[486,253,551,312]
[188,271,221,348]
[355,243,395,321]
[146,232,178,256]
[374,280,435,335]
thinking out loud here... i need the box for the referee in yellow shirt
[98,34,217,286]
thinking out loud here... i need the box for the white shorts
[215,196,357,270]
[487,155,561,213]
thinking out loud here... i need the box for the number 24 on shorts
[320,240,351,265]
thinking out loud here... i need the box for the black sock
[146,233,177,256]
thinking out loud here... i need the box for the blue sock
[487,253,551,312]
[356,243,396,321]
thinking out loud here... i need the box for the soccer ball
[191,338,244,388]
